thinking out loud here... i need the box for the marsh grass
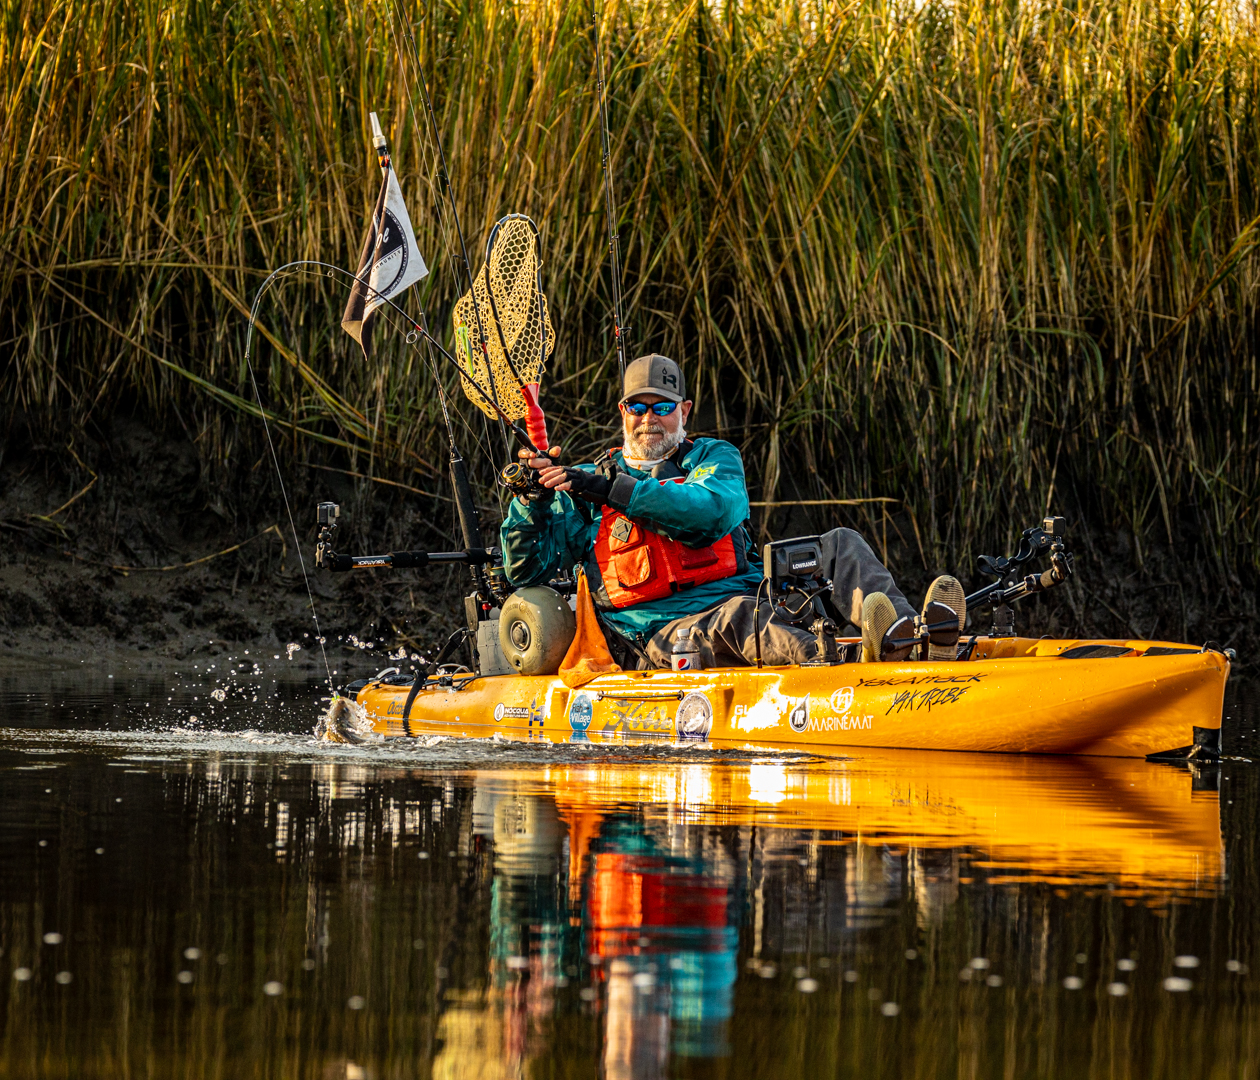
[3,0,1258,595]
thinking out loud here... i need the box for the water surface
[1,662,1256,1079]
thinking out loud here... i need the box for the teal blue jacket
[499,438,764,641]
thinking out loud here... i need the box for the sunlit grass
[2,0,1257,581]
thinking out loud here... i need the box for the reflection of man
[501,353,962,667]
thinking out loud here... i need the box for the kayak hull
[354,637,1230,758]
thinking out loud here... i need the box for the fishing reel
[968,516,1075,636]
[499,460,548,501]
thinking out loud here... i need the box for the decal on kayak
[829,687,854,715]
[858,673,986,687]
[495,695,545,727]
[788,696,810,733]
[733,687,801,733]
[601,700,673,736]
[805,713,874,733]
[887,686,969,714]
[675,691,713,740]
[568,691,593,732]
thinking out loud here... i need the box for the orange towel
[558,568,622,688]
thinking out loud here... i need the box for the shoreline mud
[2,417,1252,674]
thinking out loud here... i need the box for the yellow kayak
[352,635,1230,758]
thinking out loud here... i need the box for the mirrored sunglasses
[622,400,679,417]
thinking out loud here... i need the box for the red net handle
[519,383,549,453]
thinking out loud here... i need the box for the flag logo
[341,157,427,362]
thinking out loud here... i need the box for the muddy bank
[1,415,1252,673]
[0,416,473,670]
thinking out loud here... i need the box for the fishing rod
[246,258,542,453]
[387,0,513,454]
[358,115,492,579]
[593,2,629,383]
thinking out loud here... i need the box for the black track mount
[965,516,1074,636]
[313,500,492,573]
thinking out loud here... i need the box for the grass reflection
[0,740,1252,1079]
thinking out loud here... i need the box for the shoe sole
[862,593,916,663]
[922,575,966,661]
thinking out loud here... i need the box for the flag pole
[365,109,486,567]
[370,111,389,172]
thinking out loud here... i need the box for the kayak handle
[594,690,685,702]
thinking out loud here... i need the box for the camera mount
[313,500,494,574]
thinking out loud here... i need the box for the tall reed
[3,0,1257,593]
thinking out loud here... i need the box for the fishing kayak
[349,635,1230,758]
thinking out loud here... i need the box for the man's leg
[645,596,819,668]
[817,527,915,632]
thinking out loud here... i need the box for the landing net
[452,216,554,420]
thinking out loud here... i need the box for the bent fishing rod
[244,257,541,597]
[245,259,544,456]
[386,0,514,453]
[593,2,629,383]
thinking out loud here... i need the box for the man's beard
[624,421,687,463]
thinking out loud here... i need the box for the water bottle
[671,627,702,671]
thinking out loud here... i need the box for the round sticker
[568,692,593,732]
[493,703,505,722]
[675,691,713,740]
[788,696,809,733]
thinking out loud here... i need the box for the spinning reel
[499,460,547,501]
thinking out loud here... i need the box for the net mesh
[452,217,554,419]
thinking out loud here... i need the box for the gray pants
[644,527,914,668]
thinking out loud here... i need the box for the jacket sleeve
[622,440,750,547]
[499,489,595,587]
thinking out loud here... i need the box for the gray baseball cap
[620,353,687,404]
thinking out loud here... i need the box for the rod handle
[519,383,549,453]
[449,454,483,552]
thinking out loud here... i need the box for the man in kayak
[500,354,964,668]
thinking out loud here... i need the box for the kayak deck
[353,636,1230,757]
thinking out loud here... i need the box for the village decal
[567,691,593,732]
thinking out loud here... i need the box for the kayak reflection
[434,750,1220,1077]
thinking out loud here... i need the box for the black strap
[403,628,470,721]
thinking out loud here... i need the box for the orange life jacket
[592,477,744,609]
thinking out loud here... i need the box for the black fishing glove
[559,467,613,506]
[563,463,639,510]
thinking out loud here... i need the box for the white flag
[341,163,428,362]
